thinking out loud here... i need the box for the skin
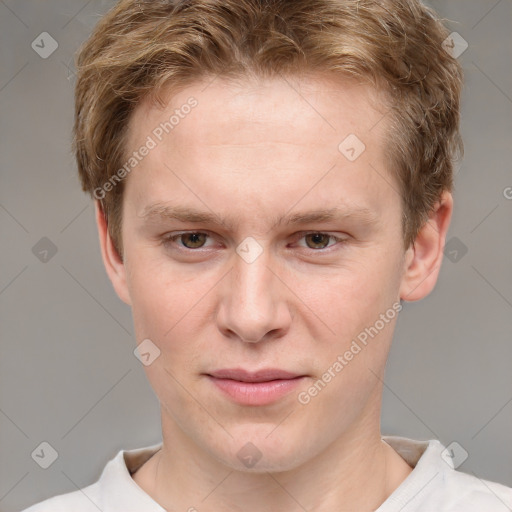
[97,74,453,511]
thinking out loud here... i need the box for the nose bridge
[219,239,288,342]
[235,251,270,306]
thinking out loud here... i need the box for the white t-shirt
[22,436,512,511]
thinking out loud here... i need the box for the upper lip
[207,368,304,383]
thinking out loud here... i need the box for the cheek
[125,251,221,373]
[125,250,192,343]
[125,256,205,401]
[293,270,400,433]
[289,249,403,394]
[297,258,399,336]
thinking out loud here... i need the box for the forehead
[129,74,386,147]
[123,74,398,230]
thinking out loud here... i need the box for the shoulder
[21,443,163,512]
[433,467,512,510]
[20,482,102,512]
[381,436,512,512]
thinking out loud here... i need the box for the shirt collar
[100,442,165,511]
[98,436,441,511]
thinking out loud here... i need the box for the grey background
[0,1,511,510]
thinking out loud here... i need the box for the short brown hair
[73,0,463,255]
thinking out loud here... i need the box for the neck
[133,411,412,511]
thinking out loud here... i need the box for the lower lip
[207,376,305,406]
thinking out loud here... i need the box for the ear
[95,201,132,305]
[399,190,453,302]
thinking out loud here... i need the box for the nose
[216,243,292,344]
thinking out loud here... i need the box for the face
[109,74,413,471]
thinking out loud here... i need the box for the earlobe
[95,201,132,305]
[399,191,453,302]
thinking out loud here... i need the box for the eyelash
[162,231,348,252]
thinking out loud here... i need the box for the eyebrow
[139,203,379,231]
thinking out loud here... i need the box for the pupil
[309,233,327,248]
[185,233,204,247]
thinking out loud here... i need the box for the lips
[205,368,307,405]
[206,368,304,383]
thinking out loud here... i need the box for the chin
[213,427,313,473]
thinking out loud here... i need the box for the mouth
[204,368,307,406]
[207,368,304,382]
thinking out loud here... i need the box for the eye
[162,231,347,252]
[164,232,213,249]
[297,232,346,250]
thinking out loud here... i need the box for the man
[24,0,512,510]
